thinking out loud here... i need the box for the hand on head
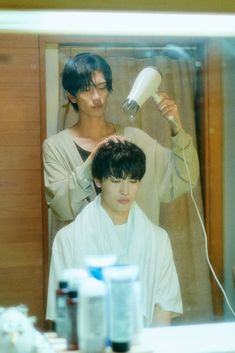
[90,135,126,160]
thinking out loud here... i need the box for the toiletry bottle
[79,277,107,353]
[55,279,69,338]
[64,268,88,350]
[103,264,139,352]
[85,254,117,348]
[85,254,117,281]
[66,288,79,350]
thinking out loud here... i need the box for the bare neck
[72,118,115,139]
[101,199,129,225]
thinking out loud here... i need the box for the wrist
[168,117,182,136]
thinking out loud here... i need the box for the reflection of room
[0,3,235,337]
[45,40,213,326]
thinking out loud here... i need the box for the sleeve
[42,139,94,221]
[157,129,200,202]
[46,227,73,321]
[155,235,183,317]
[125,126,199,203]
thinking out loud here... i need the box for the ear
[94,178,102,189]
[67,92,77,104]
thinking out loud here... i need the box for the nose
[91,86,101,101]
[120,180,129,195]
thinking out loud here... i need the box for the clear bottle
[79,277,107,353]
[85,255,117,349]
[55,280,69,338]
[103,264,139,353]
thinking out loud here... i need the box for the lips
[118,199,130,204]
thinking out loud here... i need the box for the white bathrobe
[47,195,182,326]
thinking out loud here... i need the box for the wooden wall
[0,34,44,327]
[0,0,235,12]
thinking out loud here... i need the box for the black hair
[62,52,113,111]
[91,140,146,181]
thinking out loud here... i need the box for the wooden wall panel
[0,34,44,327]
[203,40,224,318]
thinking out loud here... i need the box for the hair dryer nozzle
[122,99,140,120]
[122,67,162,120]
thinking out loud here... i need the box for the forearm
[154,93,199,191]
[168,116,182,136]
[44,156,94,221]
[46,183,92,221]
[171,129,199,187]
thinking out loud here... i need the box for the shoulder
[42,130,75,161]
[124,126,147,137]
[54,199,96,247]
[113,124,145,138]
[113,124,156,145]
[55,219,76,243]
[153,224,169,241]
[134,203,168,239]
[123,126,157,147]
[43,130,70,149]
[54,210,82,247]
[150,220,169,244]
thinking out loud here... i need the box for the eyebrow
[92,81,107,87]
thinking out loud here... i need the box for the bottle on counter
[55,279,69,339]
[79,277,107,353]
[85,254,117,281]
[61,268,88,351]
[66,288,79,351]
[103,264,139,353]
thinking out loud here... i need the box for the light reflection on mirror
[1,10,235,37]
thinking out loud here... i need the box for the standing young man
[43,52,199,238]
[47,141,183,327]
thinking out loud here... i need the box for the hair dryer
[122,66,171,120]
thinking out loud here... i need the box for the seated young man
[47,140,183,327]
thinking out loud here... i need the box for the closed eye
[96,83,107,90]
[110,177,121,183]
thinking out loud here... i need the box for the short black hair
[92,140,146,181]
[62,52,113,111]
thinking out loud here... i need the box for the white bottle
[79,277,107,353]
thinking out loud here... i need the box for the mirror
[44,36,234,325]
[1,10,235,327]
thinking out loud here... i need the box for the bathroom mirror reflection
[42,35,234,325]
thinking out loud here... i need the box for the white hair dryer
[122,66,173,121]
